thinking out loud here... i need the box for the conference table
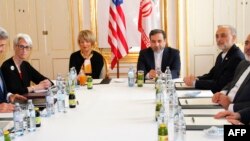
[10,78,225,141]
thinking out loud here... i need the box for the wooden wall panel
[30,59,41,72]
[100,48,139,78]
[52,58,70,79]
[194,54,214,76]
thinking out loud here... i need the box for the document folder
[185,116,230,130]
[179,97,222,109]
[100,78,112,84]
[22,92,54,108]
[175,82,196,90]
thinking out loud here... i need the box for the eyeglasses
[0,44,6,48]
[17,45,31,51]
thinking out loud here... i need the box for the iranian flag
[138,0,161,50]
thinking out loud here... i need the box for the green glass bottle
[155,76,159,89]
[155,102,162,121]
[87,76,93,89]
[158,123,168,141]
[4,130,11,141]
[35,107,41,127]
[69,92,76,108]
[137,70,144,87]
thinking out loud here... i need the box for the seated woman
[69,30,106,79]
[1,33,53,94]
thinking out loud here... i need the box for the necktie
[0,75,3,93]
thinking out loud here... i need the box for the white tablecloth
[14,79,223,141]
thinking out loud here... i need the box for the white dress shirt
[224,65,250,112]
[146,49,164,79]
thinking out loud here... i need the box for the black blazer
[0,70,8,103]
[69,50,104,79]
[223,60,250,112]
[196,45,244,93]
[1,58,52,95]
[239,107,250,125]
[137,47,181,79]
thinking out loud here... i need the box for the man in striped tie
[0,27,27,112]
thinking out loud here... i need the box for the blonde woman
[69,30,106,79]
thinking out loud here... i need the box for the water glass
[137,70,144,87]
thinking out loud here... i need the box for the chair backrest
[92,48,109,79]
[103,56,110,78]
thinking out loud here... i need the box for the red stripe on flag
[108,0,128,69]
[116,6,126,29]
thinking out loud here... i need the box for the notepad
[113,79,126,83]
[34,89,48,93]
[182,108,224,116]
[175,82,195,90]
[0,121,13,130]
[0,113,13,120]
[92,79,103,84]
[177,90,214,98]
[22,92,56,108]
[179,97,221,109]
[145,79,155,84]
[179,98,218,106]
[185,116,230,130]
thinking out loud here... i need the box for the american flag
[108,0,128,69]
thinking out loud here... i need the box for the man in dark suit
[137,29,180,79]
[0,27,27,112]
[212,34,250,112]
[214,107,250,125]
[184,25,245,93]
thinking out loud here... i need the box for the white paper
[173,78,183,83]
[179,98,219,106]
[177,90,213,97]
[185,116,230,126]
[34,89,48,93]
[175,82,195,89]
[93,79,103,84]
[145,79,156,84]
[112,79,126,83]
[182,109,225,115]
[0,113,13,119]
[0,121,13,131]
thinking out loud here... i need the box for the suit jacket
[0,70,8,103]
[69,50,104,79]
[137,47,180,79]
[222,60,250,112]
[1,58,52,95]
[238,107,250,125]
[196,44,244,93]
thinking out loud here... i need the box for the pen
[192,117,195,123]
[185,91,201,97]
[185,99,188,104]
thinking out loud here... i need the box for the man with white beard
[212,34,250,112]
[184,25,245,93]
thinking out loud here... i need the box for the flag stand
[108,0,128,78]
[117,60,120,78]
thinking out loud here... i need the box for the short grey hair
[13,33,32,47]
[0,27,9,40]
[218,25,237,36]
